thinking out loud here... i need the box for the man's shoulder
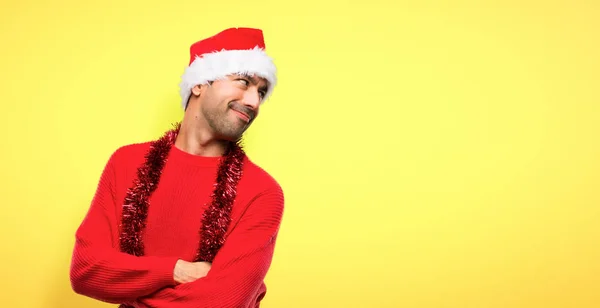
[240,157,285,213]
[113,141,152,156]
[106,141,153,167]
[243,157,282,191]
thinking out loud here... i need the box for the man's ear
[191,84,202,96]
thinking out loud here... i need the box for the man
[69,27,284,308]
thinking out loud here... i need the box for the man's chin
[218,130,245,142]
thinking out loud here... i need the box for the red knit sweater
[70,142,284,307]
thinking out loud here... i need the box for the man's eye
[238,79,249,86]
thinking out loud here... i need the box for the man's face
[196,73,269,141]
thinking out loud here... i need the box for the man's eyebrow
[238,73,268,90]
[236,73,257,83]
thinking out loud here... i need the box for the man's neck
[174,119,229,157]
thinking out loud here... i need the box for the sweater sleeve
[69,149,180,304]
[133,185,285,308]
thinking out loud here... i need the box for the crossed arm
[131,193,283,307]
[69,152,284,307]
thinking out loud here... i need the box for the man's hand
[173,260,212,284]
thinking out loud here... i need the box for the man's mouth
[229,103,254,123]
[232,109,251,122]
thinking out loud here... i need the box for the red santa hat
[179,27,278,109]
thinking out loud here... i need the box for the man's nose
[242,89,261,110]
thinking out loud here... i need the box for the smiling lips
[233,109,251,122]
[229,103,255,123]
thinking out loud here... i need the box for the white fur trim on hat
[178,46,277,109]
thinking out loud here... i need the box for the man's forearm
[70,237,179,303]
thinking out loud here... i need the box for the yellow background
[1,0,598,307]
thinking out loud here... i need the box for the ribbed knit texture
[70,142,284,308]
